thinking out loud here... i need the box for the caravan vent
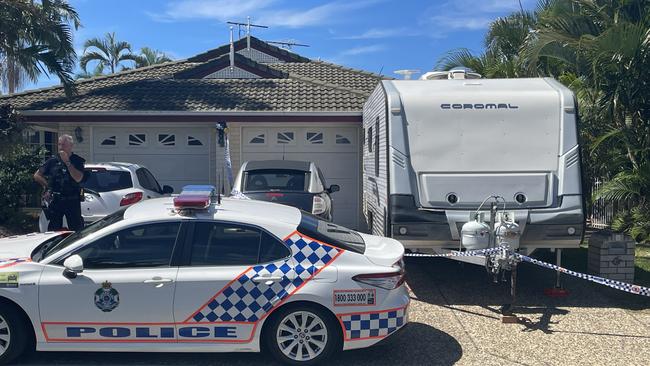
[565,149,580,169]
[420,67,482,80]
[392,152,406,168]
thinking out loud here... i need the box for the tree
[134,47,172,68]
[0,0,81,96]
[80,32,138,74]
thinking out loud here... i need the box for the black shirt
[39,153,85,197]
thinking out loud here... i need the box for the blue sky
[30,0,534,90]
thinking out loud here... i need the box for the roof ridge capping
[187,36,310,63]
[174,53,289,79]
[311,59,393,80]
[0,59,189,100]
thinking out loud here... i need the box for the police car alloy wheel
[266,305,340,365]
[0,306,30,365]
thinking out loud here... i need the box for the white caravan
[362,73,584,255]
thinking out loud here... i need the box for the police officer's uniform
[39,154,86,231]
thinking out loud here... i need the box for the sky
[29,0,535,90]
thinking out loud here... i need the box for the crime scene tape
[513,253,650,297]
[404,248,650,297]
[404,246,506,258]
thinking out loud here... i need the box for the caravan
[362,72,584,255]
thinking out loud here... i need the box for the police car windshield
[297,212,365,254]
[39,208,126,261]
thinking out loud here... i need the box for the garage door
[242,126,360,229]
[93,127,211,192]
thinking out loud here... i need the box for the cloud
[147,0,380,28]
[337,27,419,40]
[147,0,277,22]
[427,16,493,31]
[340,44,385,56]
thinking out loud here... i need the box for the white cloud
[339,44,385,56]
[147,0,380,28]
[337,27,419,40]
[147,0,277,22]
[428,15,493,31]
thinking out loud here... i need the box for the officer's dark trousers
[48,197,84,231]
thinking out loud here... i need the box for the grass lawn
[635,243,650,287]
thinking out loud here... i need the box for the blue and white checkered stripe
[191,233,343,323]
[341,308,407,340]
[515,254,650,297]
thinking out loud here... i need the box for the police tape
[404,248,650,297]
[404,246,506,258]
[513,253,650,297]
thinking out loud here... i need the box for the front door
[39,222,181,343]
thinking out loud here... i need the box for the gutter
[21,110,362,117]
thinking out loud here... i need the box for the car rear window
[244,169,308,192]
[82,169,133,192]
[297,212,365,254]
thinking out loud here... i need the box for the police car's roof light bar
[173,185,218,210]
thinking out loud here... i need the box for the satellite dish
[394,69,421,80]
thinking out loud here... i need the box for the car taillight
[120,192,143,206]
[312,196,326,215]
[352,271,405,290]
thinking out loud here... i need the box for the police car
[0,186,409,365]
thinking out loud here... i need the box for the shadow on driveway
[16,323,461,366]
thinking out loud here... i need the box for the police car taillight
[352,271,405,290]
[119,192,143,206]
[173,185,218,210]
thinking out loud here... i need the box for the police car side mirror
[63,254,84,279]
[162,185,174,195]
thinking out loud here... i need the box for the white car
[39,162,174,232]
[0,186,409,365]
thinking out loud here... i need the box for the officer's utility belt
[50,191,81,202]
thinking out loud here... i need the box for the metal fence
[588,179,625,229]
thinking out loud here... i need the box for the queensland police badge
[94,281,120,312]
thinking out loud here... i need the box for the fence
[588,179,628,229]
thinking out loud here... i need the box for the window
[244,169,308,192]
[367,126,373,152]
[249,134,265,144]
[25,130,58,156]
[375,118,380,176]
[188,136,203,146]
[306,132,323,144]
[158,134,175,146]
[82,169,132,192]
[136,168,162,193]
[129,133,146,146]
[277,131,294,144]
[190,222,289,266]
[101,136,116,146]
[298,212,365,254]
[72,222,180,269]
[336,134,351,144]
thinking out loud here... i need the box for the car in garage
[232,160,340,221]
[39,162,174,232]
[0,186,408,365]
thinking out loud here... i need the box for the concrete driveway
[14,251,650,366]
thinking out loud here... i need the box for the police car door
[173,221,292,344]
[38,222,183,345]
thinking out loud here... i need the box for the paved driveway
[15,251,650,366]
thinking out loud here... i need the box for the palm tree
[80,32,138,74]
[0,0,81,96]
[134,47,172,68]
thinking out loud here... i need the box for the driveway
[14,250,650,366]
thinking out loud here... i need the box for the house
[0,36,384,230]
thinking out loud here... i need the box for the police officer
[33,134,86,231]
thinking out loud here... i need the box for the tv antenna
[394,69,421,80]
[227,16,268,39]
[266,40,309,49]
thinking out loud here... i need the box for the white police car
[0,186,409,365]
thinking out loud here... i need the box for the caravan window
[375,117,380,176]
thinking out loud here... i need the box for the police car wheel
[266,305,340,365]
[0,306,29,365]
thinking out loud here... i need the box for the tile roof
[1,38,385,113]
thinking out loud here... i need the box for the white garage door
[93,127,211,192]
[242,126,360,229]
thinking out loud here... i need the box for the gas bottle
[495,221,520,249]
[461,219,491,250]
